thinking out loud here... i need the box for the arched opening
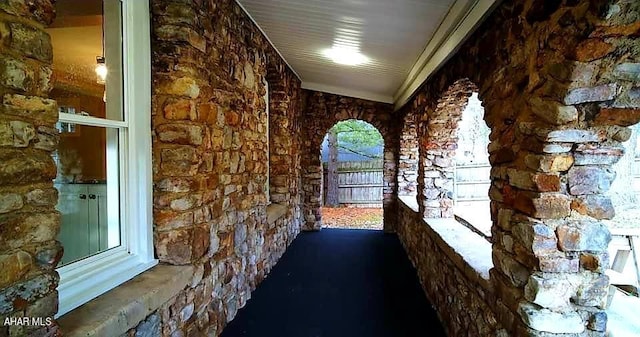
[417,79,486,221]
[321,120,384,230]
[300,92,395,232]
[452,92,491,239]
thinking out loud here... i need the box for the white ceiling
[237,0,499,107]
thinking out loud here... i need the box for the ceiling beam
[393,0,501,111]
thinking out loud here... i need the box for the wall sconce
[95,56,107,84]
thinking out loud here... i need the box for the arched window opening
[452,92,491,238]
[321,120,384,230]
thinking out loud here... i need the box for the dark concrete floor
[220,228,446,337]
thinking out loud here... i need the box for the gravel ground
[322,207,383,230]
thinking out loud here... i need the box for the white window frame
[55,0,156,317]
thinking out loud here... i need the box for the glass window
[47,0,155,317]
[48,0,123,121]
[50,0,123,266]
[54,124,120,266]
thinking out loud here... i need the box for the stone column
[489,99,620,336]
[486,2,640,335]
[301,154,323,231]
[383,141,398,233]
[398,110,419,197]
[417,80,474,219]
[0,1,62,336]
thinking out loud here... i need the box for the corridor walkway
[221,229,446,337]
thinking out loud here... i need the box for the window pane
[54,125,121,266]
[47,0,123,121]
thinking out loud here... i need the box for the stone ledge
[398,195,419,212]
[398,197,493,293]
[425,218,493,289]
[267,203,288,224]
[58,264,194,337]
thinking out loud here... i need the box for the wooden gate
[323,160,383,207]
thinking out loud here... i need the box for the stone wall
[398,0,640,335]
[268,73,303,209]
[0,1,62,336]
[398,109,418,197]
[301,90,399,232]
[397,200,505,336]
[134,0,303,335]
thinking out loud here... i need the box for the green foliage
[329,120,383,158]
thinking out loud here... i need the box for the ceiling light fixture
[322,46,370,66]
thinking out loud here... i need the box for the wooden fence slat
[454,164,491,202]
[323,160,383,205]
[339,184,384,188]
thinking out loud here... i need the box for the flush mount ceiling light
[322,46,370,66]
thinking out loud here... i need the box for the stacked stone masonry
[398,110,419,197]
[0,0,638,336]
[397,201,507,336]
[148,0,303,335]
[397,0,640,336]
[0,0,307,335]
[0,1,62,336]
[417,79,477,219]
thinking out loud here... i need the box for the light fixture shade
[95,56,107,84]
[322,46,370,66]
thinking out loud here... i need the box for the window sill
[424,218,493,284]
[267,203,288,224]
[454,214,492,242]
[58,264,194,337]
[398,195,419,212]
[398,197,493,292]
[57,250,158,316]
[453,202,492,241]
